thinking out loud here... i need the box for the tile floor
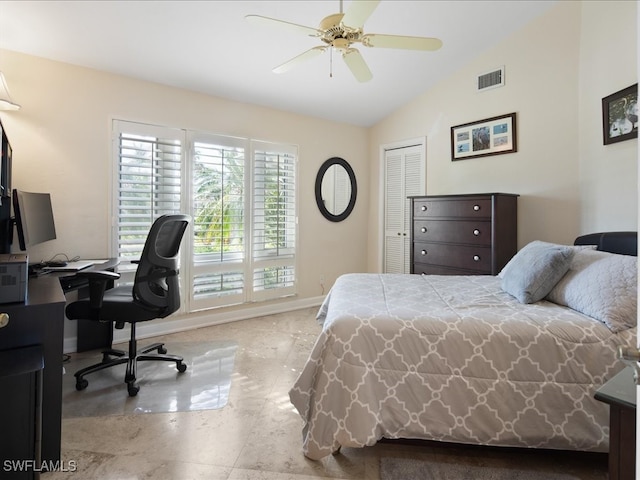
[44,307,608,479]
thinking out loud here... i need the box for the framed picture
[451,112,517,161]
[602,83,638,145]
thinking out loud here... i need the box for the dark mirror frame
[315,157,357,222]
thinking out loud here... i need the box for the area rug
[380,457,581,480]
[61,340,237,418]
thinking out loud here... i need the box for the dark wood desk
[0,274,66,472]
[595,367,636,480]
[0,258,118,476]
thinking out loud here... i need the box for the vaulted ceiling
[0,1,557,127]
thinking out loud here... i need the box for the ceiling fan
[245,0,442,83]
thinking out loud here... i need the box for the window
[113,120,297,313]
[113,122,184,274]
[251,141,297,301]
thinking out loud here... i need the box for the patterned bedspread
[289,273,636,460]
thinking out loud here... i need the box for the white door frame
[377,136,426,272]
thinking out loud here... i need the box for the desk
[594,367,636,480]
[0,274,66,471]
[0,258,118,474]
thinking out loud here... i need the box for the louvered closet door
[383,144,425,273]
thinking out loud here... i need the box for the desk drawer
[413,242,491,273]
[413,198,492,219]
[413,220,491,245]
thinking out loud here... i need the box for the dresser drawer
[413,242,491,272]
[413,220,491,245]
[413,263,481,275]
[413,198,492,219]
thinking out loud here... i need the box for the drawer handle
[421,227,427,233]
[473,255,481,262]
[421,205,427,211]
[421,250,427,256]
[473,229,480,236]
[473,205,480,211]
[397,232,401,236]
[0,313,8,329]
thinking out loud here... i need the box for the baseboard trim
[64,296,324,353]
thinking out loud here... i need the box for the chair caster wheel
[127,383,139,397]
[76,379,89,391]
[177,362,187,373]
[158,346,167,354]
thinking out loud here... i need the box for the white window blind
[190,134,247,309]
[251,141,297,301]
[113,121,298,312]
[113,121,183,267]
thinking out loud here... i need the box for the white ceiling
[0,1,557,127]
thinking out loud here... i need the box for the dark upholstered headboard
[574,231,637,256]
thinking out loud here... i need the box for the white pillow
[500,241,576,304]
[546,249,637,332]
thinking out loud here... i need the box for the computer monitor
[12,189,57,251]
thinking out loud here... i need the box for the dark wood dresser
[410,193,518,275]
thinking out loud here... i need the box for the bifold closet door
[383,144,424,273]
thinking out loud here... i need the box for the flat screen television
[12,189,57,251]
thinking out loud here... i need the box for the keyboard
[43,260,95,272]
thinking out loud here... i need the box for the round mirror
[315,157,357,222]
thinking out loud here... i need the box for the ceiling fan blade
[273,46,327,74]
[362,33,443,51]
[245,14,321,37]
[342,48,373,83]
[341,0,381,29]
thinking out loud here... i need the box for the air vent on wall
[477,66,505,92]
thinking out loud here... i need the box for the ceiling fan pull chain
[330,47,333,78]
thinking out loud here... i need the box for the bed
[289,232,637,460]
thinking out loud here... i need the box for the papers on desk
[43,260,95,272]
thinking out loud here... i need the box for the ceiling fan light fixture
[332,38,350,51]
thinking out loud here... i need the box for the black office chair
[66,214,191,396]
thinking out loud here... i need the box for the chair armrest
[75,270,121,310]
[75,270,121,282]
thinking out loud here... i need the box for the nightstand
[595,366,636,480]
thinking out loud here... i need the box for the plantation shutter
[113,120,298,313]
[251,141,297,301]
[190,133,247,310]
[113,121,183,279]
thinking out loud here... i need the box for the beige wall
[0,49,370,306]
[367,1,638,272]
[578,1,638,232]
[0,0,637,346]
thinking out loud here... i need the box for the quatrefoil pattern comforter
[289,273,636,460]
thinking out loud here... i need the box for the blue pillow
[501,241,575,304]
